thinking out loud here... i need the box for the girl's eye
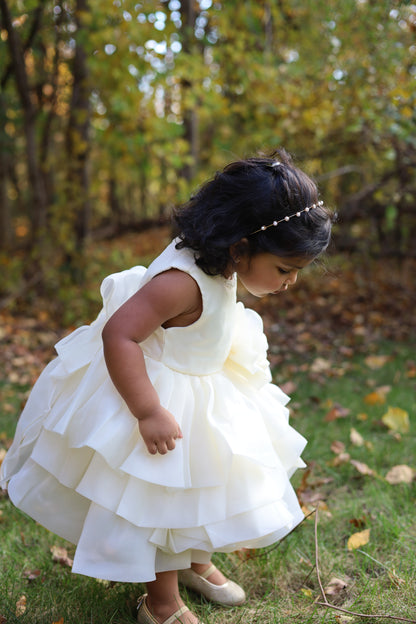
[278,267,290,275]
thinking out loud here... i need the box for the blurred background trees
[1,0,415,300]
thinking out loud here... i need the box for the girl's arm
[102,269,202,455]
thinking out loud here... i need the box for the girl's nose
[287,271,298,285]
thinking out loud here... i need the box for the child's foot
[137,594,200,624]
[190,562,228,585]
[178,562,246,606]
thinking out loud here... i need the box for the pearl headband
[250,200,324,235]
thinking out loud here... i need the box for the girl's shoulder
[146,239,196,276]
[144,239,236,313]
[145,239,211,290]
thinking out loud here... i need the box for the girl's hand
[138,406,183,455]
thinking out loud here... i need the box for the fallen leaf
[22,568,41,581]
[299,489,327,505]
[235,548,256,560]
[310,357,332,373]
[347,528,370,550]
[381,407,410,434]
[324,577,348,597]
[280,380,297,394]
[388,568,406,587]
[324,404,350,422]
[52,618,64,624]
[50,545,73,567]
[331,440,345,454]
[350,459,375,476]
[364,355,391,369]
[349,516,367,529]
[15,595,26,617]
[300,587,313,598]
[364,391,386,405]
[385,464,415,484]
[330,452,351,466]
[350,427,364,446]
[406,362,416,378]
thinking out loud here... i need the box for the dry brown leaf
[364,391,386,406]
[385,464,415,484]
[52,618,64,624]
[335,615,355,623]
[324,576,348,597]
[15,595,26,617]
[382,407,410,434]
[50,545,73,567]
[324,404,350,422]
[331,440,345,454]
[350,427,364,446]
[350,459,375,476]
[330,452,351,466]
[349,516,367,529]
[280,380,297,394]
[22,568,41,581]
[347,528,370,550]
[388,568,406,587]
[364,355,391,369]
[310,357,332,373]
[299,489,327,505]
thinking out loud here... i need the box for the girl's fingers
[166,438,176,451]
[145,430,182,455]
[156,441,168,455]
[148,442,158,455]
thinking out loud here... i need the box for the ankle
[191,562,227,586]
[145,595,198,624]
[146,595,184,618]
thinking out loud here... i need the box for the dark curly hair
[174,149,333,276]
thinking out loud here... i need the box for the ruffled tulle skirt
[1,267,307,582]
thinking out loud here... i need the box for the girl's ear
[230,238,249,264]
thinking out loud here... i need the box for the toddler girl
[1,150,332,624]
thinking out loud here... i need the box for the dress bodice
[117,240,237,375]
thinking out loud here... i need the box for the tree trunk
[65,0,91,249]
[0,0,47,246]
[0,96,12,249]
[180,0,199,182]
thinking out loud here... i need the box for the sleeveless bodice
[136,240,237,375]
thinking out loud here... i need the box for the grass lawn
[1,236,415,623]
[1,338,415,624]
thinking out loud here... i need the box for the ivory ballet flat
[178,564,246,606]
[137,594,203,624]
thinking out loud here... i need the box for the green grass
[1,340,415,623]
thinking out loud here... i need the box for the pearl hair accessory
[250,200,324,235]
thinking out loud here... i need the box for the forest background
[1,0,416,319]
[1,2,416,623]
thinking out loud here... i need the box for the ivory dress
[1,240,306,582]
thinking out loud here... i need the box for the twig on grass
[314,502,416,623]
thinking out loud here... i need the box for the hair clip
[250,200,324,235]
[270,161,281,168]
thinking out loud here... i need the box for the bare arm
[102,269,202,455]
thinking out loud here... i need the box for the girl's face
[235,252,313,298]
